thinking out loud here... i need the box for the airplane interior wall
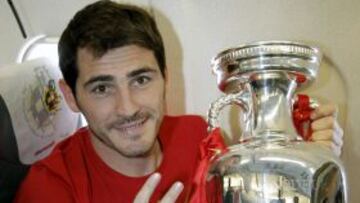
[0,0,359,201]
[0,0,24,67]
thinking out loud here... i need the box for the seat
[0,58,82,202]
[0,94,29,203]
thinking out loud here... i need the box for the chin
[120,147,152,158]
[118,139,157,158]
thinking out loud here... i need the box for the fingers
[311,116,335,131]
[314,141,342,157]
[310,103,344,156]
[311,117,344,156]
[310,104,338,120]
[311,115,344,145]
[134,173,161,203]
[311,129,343,148]
[133,173,184,203]
[159,182,184,203]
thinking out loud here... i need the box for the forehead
[76,45,158,77]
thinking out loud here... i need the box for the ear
[59,79,80,112]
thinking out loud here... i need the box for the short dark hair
[58,0,166,95]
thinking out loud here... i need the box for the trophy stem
[244,71,299,141]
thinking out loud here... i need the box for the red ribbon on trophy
[293,94,314,141]
[189,128,227,203]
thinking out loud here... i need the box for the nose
[115,87,139,116]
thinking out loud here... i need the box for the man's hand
[134,173,184,203]
[310,104,344,156]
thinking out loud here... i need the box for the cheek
[76,96,115,125]
[148,91,165,113]
[136,83,166,109]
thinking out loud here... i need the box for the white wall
[0,0,359,201]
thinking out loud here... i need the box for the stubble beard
[91,109,162,158]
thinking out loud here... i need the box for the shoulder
[15,128,87,202]
[14,128,89,202]
[40,127,87,169]
[14,161,75,202]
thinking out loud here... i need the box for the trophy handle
[207,83,253,134]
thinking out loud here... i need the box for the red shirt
[14,115,208,203]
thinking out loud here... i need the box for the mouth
[112,116,149,135]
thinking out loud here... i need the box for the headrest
[0,58,81,165]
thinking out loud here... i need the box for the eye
[132,75,151,88]
[91,84,113,95]
[95,85,106,92]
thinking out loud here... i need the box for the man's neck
[90,135,163,177]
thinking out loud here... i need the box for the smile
[112,116,148,134]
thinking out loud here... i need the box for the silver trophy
[206,41,348,202]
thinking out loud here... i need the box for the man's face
[65,45,166,158]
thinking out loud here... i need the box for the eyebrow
[83,67,158,88]
[83,75,114,88]
[126,67,157,78]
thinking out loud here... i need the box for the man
[14,1,343,203]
